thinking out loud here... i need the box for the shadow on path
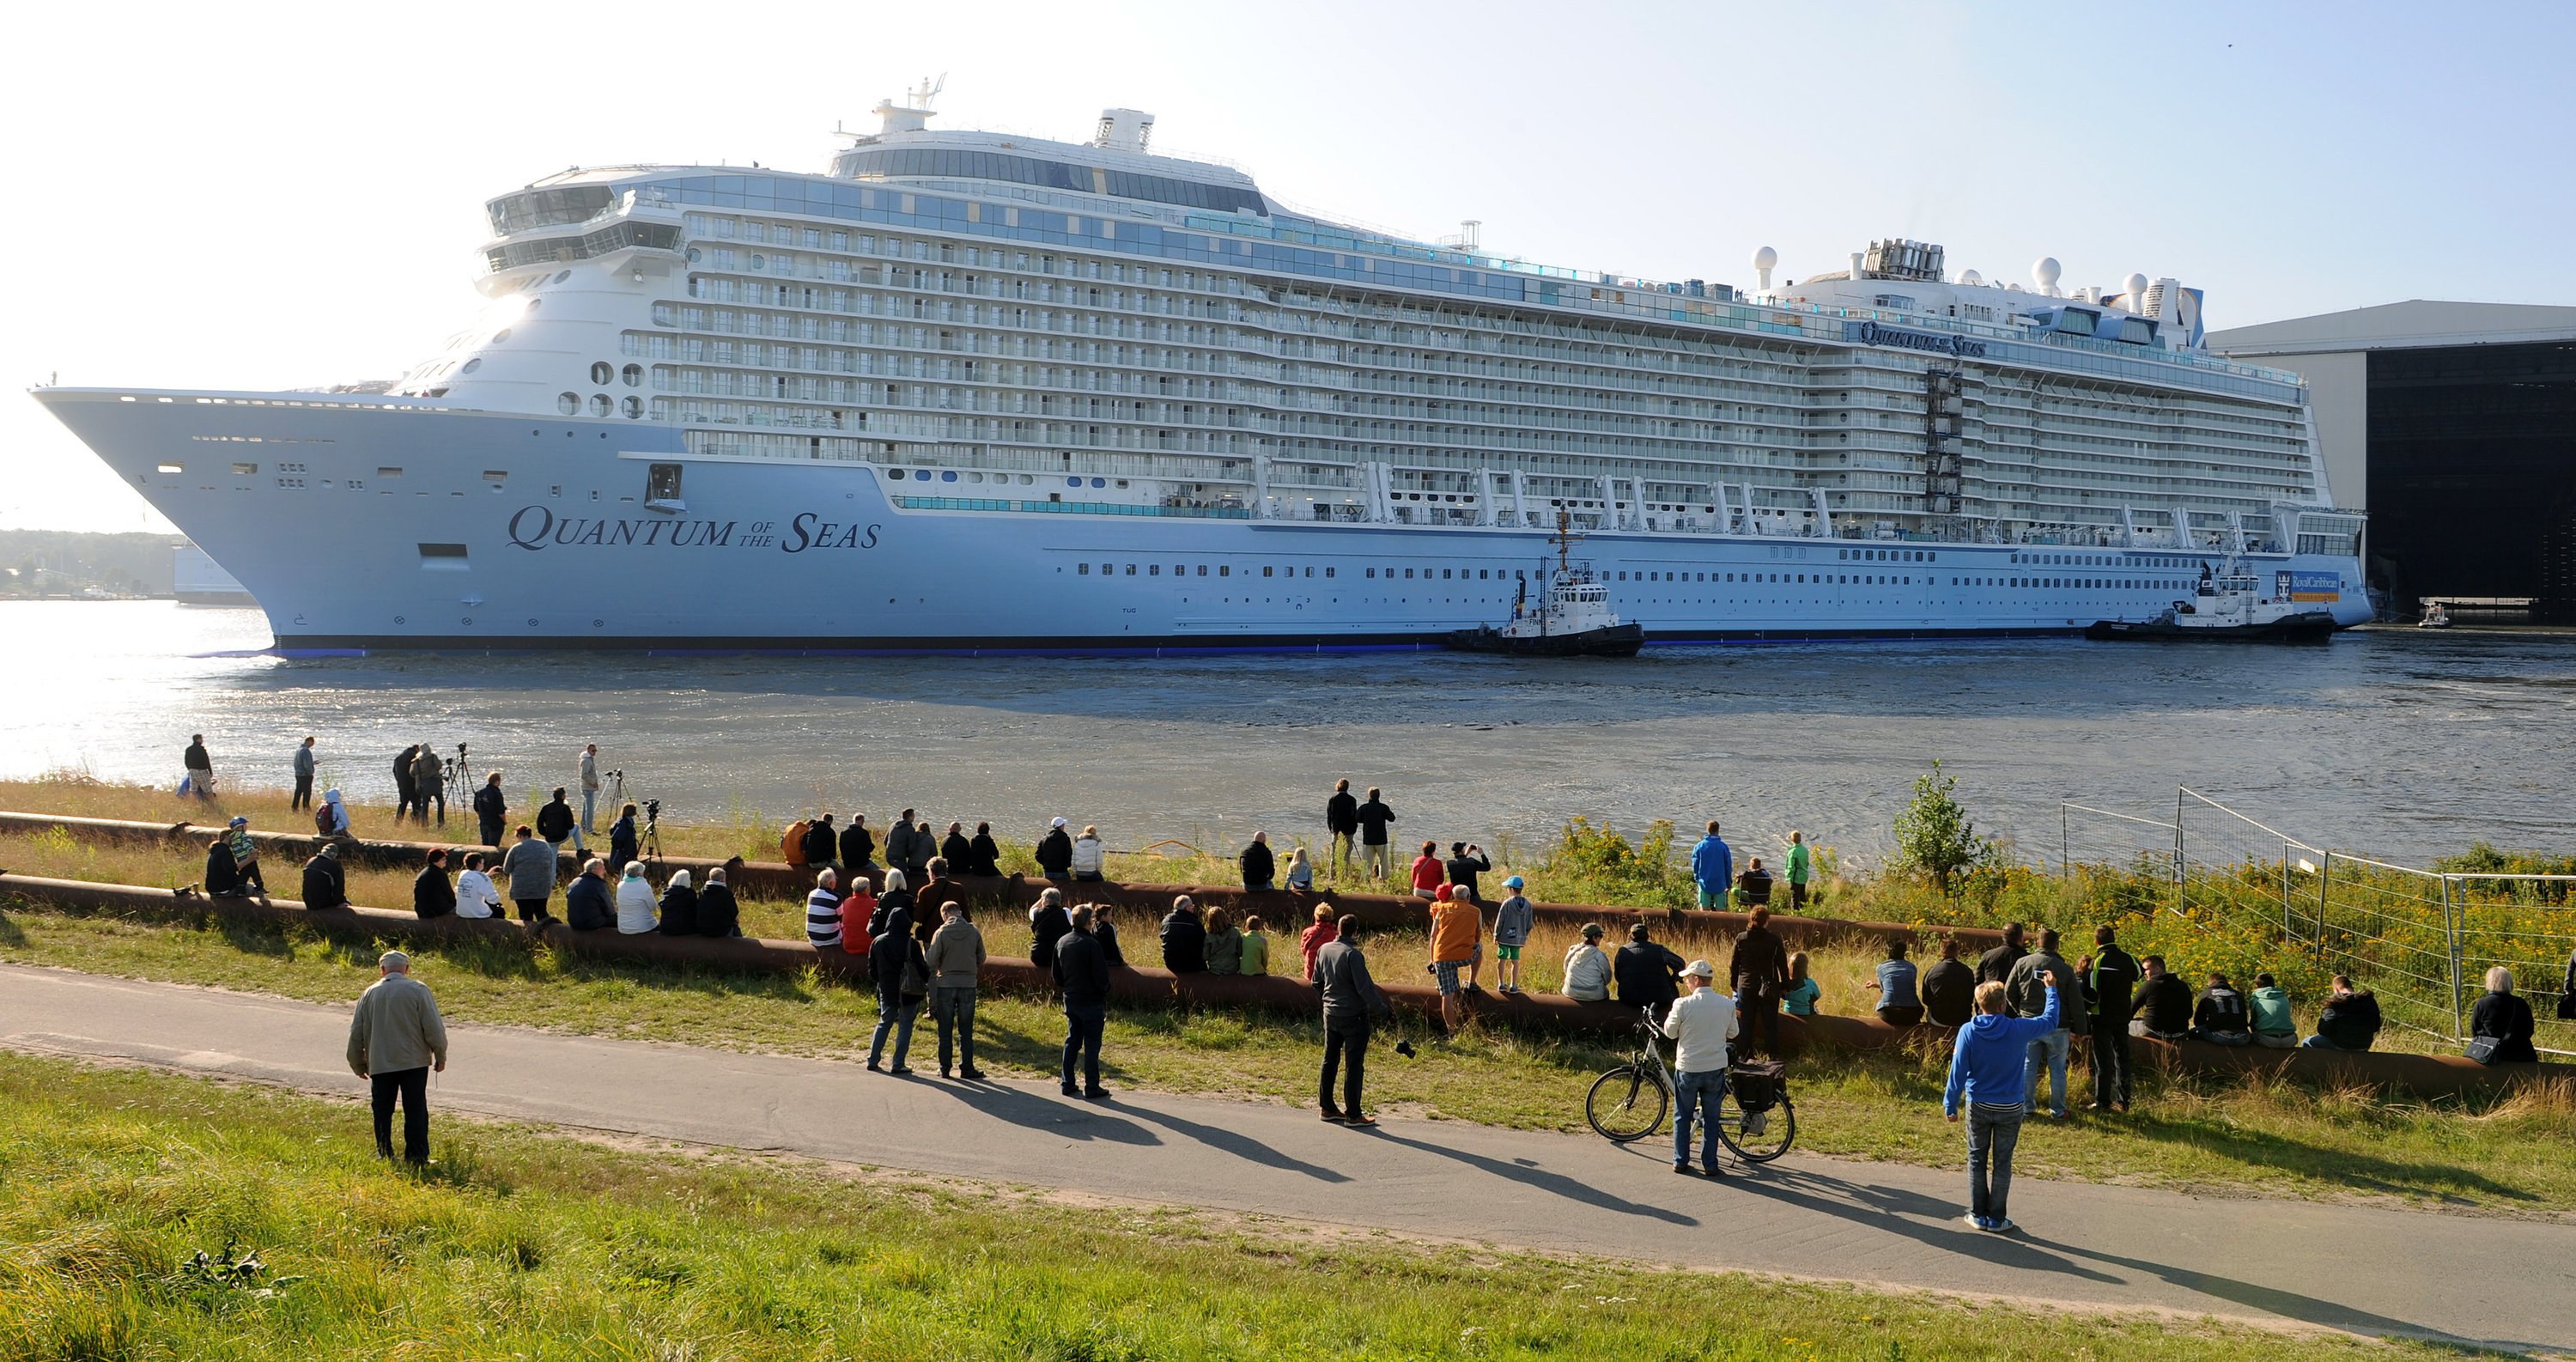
[1112,1100,1353,1183]
[909,1075,1163,1146]
[1369,1128,1698,1226]
[1728,1165,2120,1285]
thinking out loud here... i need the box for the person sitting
[1240,915,1270,976]
[940,821,972,872]
[1071,825,1107,882]
[657,868,700,937]
[805,869,844,949]
[1240,832,1276,893]
[609,805,641,872]
[839,814,875,874]
[223,816,266,895]
[301,843,349,911]
[801,814,841,872]
[1614,922,1685,1019]
[1284,845,1315,892]
[1092,905,1127,967]
[696,863,744,939]
[1035,818,1074,882]
[1563,923,1613,1002]
[1161,896,1207,974]
[966,821,1002,878]
[1779,950,1820,1017]
[834,874,876,955]
[2247,973,2297,1049]
[204,837,245,898]
[1029,887,1072,969]
[2470,966,2538,1063]
[1409,841,1444,900]
[413,848,456,920]
[564,859,616,932]
[1920,936,1975,1029]
[2304,974,2381,1051]
[614,862,659,933]
[1202,906,1244,976]
[2127,955,2193,1041]
[1735,857,1774,907]
[2188,971,2252,1046]
[1300,903,1337,981]
[453,851,501,920]
[1868,937,1923,1026]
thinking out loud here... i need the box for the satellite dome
[1753,246,1778,271]
[1959,269,1984,287]
[2124,271,2150,298]
[2032,257,2062,287]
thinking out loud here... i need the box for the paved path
[3,964,2569,1352]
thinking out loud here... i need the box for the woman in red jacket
[1299,903,1338,981]
[1410,841,1444,900]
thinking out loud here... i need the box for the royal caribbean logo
[1850,320,1989,359]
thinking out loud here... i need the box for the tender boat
[2086,562,2340,642]
[2417,602,2452,629]
[1450,514,1645,657]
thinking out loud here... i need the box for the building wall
[2366,340,2576,618]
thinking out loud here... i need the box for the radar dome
[1753,246,1777,271]
[2032,257,2062,288]
[1959,269,1984,287]
[2124,271,2150,298]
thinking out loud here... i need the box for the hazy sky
[6,0,2570,532]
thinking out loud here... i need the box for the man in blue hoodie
[1690,821,1734,910]
[1942,970,2061,1234]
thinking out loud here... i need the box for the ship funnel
[1094,108,1156,152]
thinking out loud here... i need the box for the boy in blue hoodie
[1942,971,2061,1233]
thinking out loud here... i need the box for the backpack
[316,805,336,837]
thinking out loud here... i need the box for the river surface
[5,601,2571,869]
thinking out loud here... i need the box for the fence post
[2444,874,2465,1041]
[2171,807,2186,917]
[2281,839,2293,937]
[2314,852,2332,952]
[2060,804,2069,878]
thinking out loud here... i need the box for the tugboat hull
[1447,623,1646,658]
[2085,611,2340,643]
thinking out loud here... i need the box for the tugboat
[1449,512,1646,658]
[2086,562,2340,642]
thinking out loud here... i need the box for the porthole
[556,392,579,415]
[553,270,571,283]
[750,254,766,269]
[591,362,613,385]
[492,328,513,344]
[525,298,543,312]
[622,363,642,386]
[622,396,643,419]
[685,247,702,264]
[459,358,482,374]
[889,468,907,480]
[588,393,612,417]
[1090,477,1106,489]
[941,471,958,482]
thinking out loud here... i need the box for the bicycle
[1584,1007,1797,1164]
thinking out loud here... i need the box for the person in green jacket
[2247,973,2298,1049]
[1203,906,1244,976]
[1785,831,1814,911]
[1240,915,1270,976]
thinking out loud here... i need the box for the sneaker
[940,1067,952,1079]
[960,1068,987,1081]
[1986,1218,2018,1234]
[889,1066,914,1076]
[1082,1088,1110,1100]
[1321,1110,1349,1124]
[866,1061,884,1073]
[1343,1114,1379,1128]
[1060,1084,1081,1097]
[1704,1164,1728,1179]
[1963,1213,1987,1231]
[1673,1162,1697,1176]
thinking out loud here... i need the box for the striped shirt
[806,887,842,946]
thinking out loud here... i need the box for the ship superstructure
[35,85,2369,650]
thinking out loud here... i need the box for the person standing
[392,744,422,824]
[473,773,507,848]
[1661,960,1740,1178]
[291,736,317,812]
[301,843,349,910]
[2084,927,2142,1111]
[1921,936,1977,1029]
[866,904,928,1074]
[346,951,447,1166]
[889,808,931,883]
[923,901,987,1080]
[1865,938,1923,1026]
[1726,906,1789,1057]
[412,848,456,919]
[2005,928,2085,1119]
[1690,821,1734,910]
[1035,817,1074,883]
[1354,787,1396,881]
[1784,830,1814,911]
[1240,831,1277,893]
[1426,885,1479,1032]
[1324,779,1359,877]
[500,824,557,925]
[1491,875,1534,995]
[1945,973,2063,1233]
[579,744,601,833]
[1976,923,2027,985]
[183,733,215,800]
[536,788,579,859]
[1314,915,1391,1126]
[411,742,446,827]
[910,858,963,944]
[1444,841,1491,905]
[1054,905,1113,1098]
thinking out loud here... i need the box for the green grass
[0,1051,2494,1361]
[2,897,2572,1215]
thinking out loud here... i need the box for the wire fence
[2057,787,2575,1057]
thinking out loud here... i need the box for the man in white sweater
[1660,959,1741,1178]
[347,952,449,1165]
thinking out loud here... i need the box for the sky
[4,0,2571,532]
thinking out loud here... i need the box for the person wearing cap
[1426,884,1479,1032]
[1492,876,1534,995]
[1662,959,1741,1177]
[1036,817,1075,882]
[223,815,266,896]
[346,950,447,1165]
[1563,923,1613,1002]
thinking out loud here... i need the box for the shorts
[1432,960,1465,994]
[1697,885,1723,909]
[1494,944,1522,961]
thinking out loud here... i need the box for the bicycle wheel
[1585,1065,1668,1143]
[1717,1091,1795,1163]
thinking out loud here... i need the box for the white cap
[1051,817,1068,829]
[1682,958,1716,980]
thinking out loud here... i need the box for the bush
[1890,763,2001,897]
[1537,817,1693,909]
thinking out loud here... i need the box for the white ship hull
[40,387,2371,653]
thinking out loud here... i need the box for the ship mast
[1549,507,1583,576]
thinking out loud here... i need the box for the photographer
[410,742,445,826]
[473,773,507,848]
[609,805,640,873]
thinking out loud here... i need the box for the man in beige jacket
[923,900,988,1081]
[347,951,449,1164]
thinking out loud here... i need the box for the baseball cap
[1580,922,1605,939]
[1502,875,1524,890]
[1050,817,1067,829]
[1682,958,1716,980]
[228,816,248,828]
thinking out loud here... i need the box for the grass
[0,1050,2500,1360]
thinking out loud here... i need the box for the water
[5,600,2572,868]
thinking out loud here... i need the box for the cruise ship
[35,87,2369,653]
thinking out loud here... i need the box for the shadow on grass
[2107,1108,2537,1203]
[0,906,27,948]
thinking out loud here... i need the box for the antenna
[910,74,946,110]
[1549,506,1585,575]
